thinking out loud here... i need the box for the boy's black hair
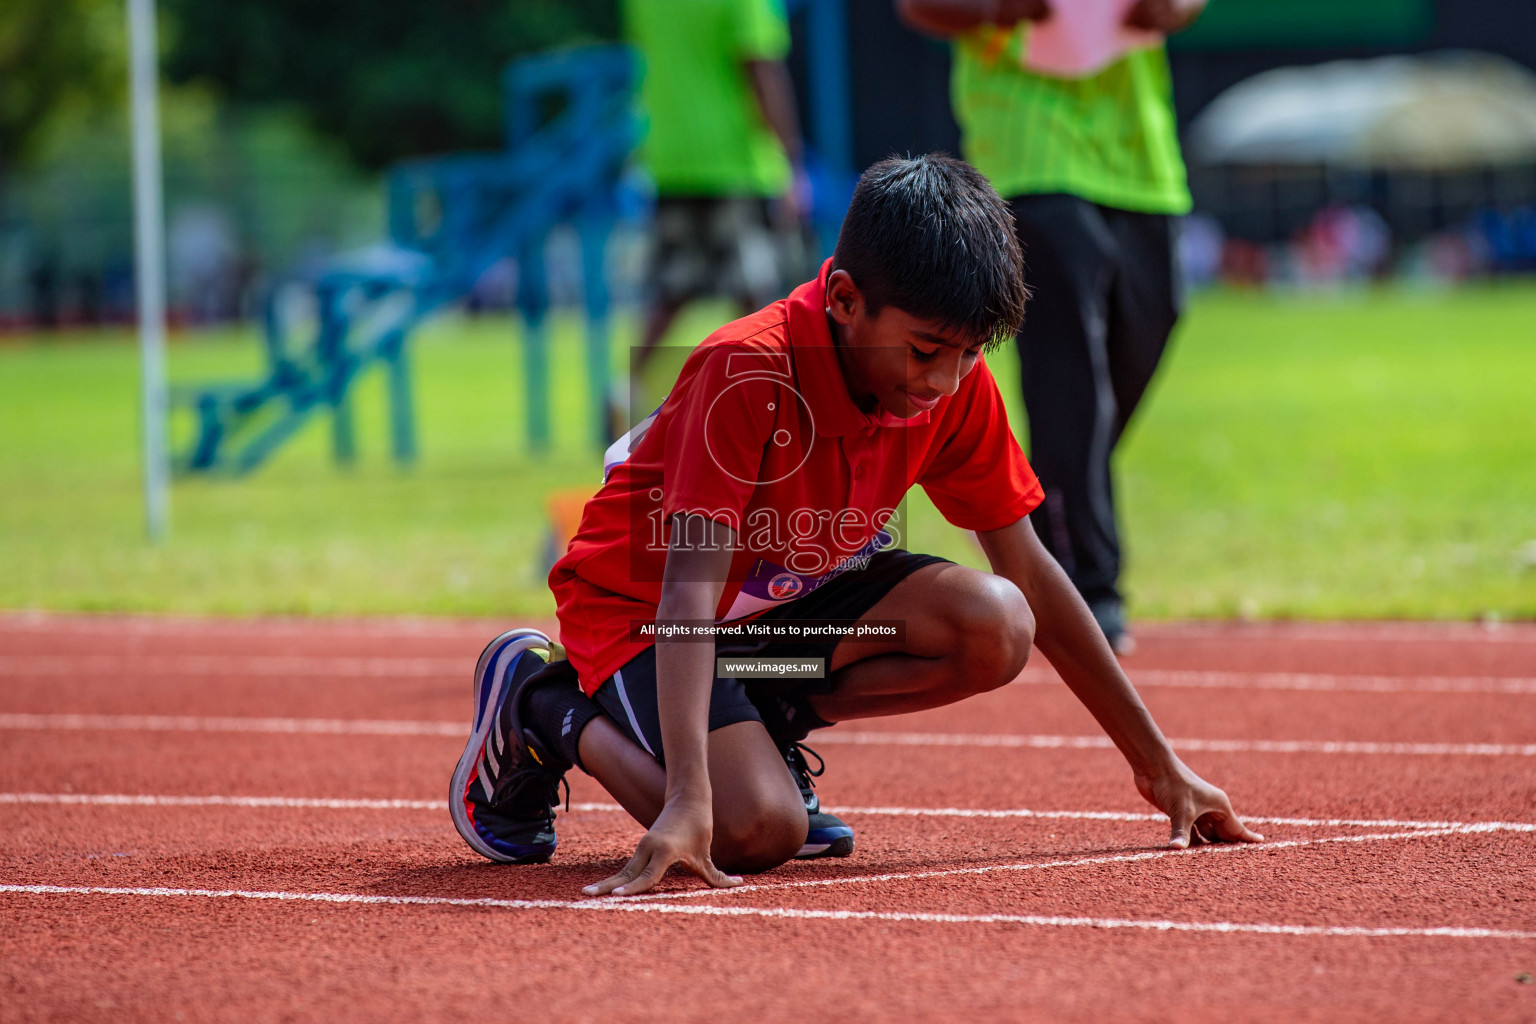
[830,153,1028,351]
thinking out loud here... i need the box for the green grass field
[2,286,1533,620]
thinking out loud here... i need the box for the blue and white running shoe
[449,629,568,864]
[784,743,855,859]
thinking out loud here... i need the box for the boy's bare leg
[810,561,1036,722]
[578,717,806,874]
[573,560,1029,874]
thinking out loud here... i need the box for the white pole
[127,0,169,540]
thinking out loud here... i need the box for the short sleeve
[732,0,791,61]
[918,358,1044,531]
[661,345,778,532]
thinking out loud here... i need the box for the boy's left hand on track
[581,797,744,898]
[1134,759,1264,849]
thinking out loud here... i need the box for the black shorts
[592,549,950,763]
[649,195,785,308]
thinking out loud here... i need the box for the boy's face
[825,269,985,419]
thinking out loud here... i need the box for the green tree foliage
[162,0,618,170]
[0,0,123,174]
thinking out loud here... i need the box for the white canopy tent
[1188,52,1536,170]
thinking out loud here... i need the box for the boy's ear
[824,268,864,326]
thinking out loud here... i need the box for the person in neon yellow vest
[624,0,809,380]
[900,0,1206,654]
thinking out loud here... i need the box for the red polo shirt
[549,263,1044,695]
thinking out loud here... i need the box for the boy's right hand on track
[1134,758,1265,849]
[582,796,743,898]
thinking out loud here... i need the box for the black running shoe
[450,629,571,864]
[784,742,855,859]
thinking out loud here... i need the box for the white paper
[1022,0,1163,78]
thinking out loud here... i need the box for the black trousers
[1009,194,1181,612]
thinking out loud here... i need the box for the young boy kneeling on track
[451,154,1261,895]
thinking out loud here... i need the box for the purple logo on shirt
[767,572,804,600]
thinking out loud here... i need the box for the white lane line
[1144,623,1536,646]
[0,713,464,736]
[0,615,509,639]
[0,655,465,678]
[2,883,1531,940]
[5,713,1533,756]
[629,824,1533,903]
[813,731,1536,758]
[8,793,1534,835]
[9,655,1536,695]
[1015,668,1536,696]
[829,805,1536,832]
[0,793,447,811]
[0,792,612,814]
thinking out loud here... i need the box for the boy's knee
[950,576,1034,692]
[712,799,806,874]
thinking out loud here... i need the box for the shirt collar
[787,260,933,439]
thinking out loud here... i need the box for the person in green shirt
[899,0,1205,654]
[623,0,809,377]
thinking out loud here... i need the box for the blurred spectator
[1219,238,1268,287]
[169,203,240,324]
[1475,206,1536,273]
[899,0,1207,654]
[1177,213,1225,288]
[1293,205,1391,286]
[622,0,808,382]
[74,271,104,324]
[1398,227,1485,285]
[29,256,59,328]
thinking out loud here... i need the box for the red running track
[2,612,1535,1022]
